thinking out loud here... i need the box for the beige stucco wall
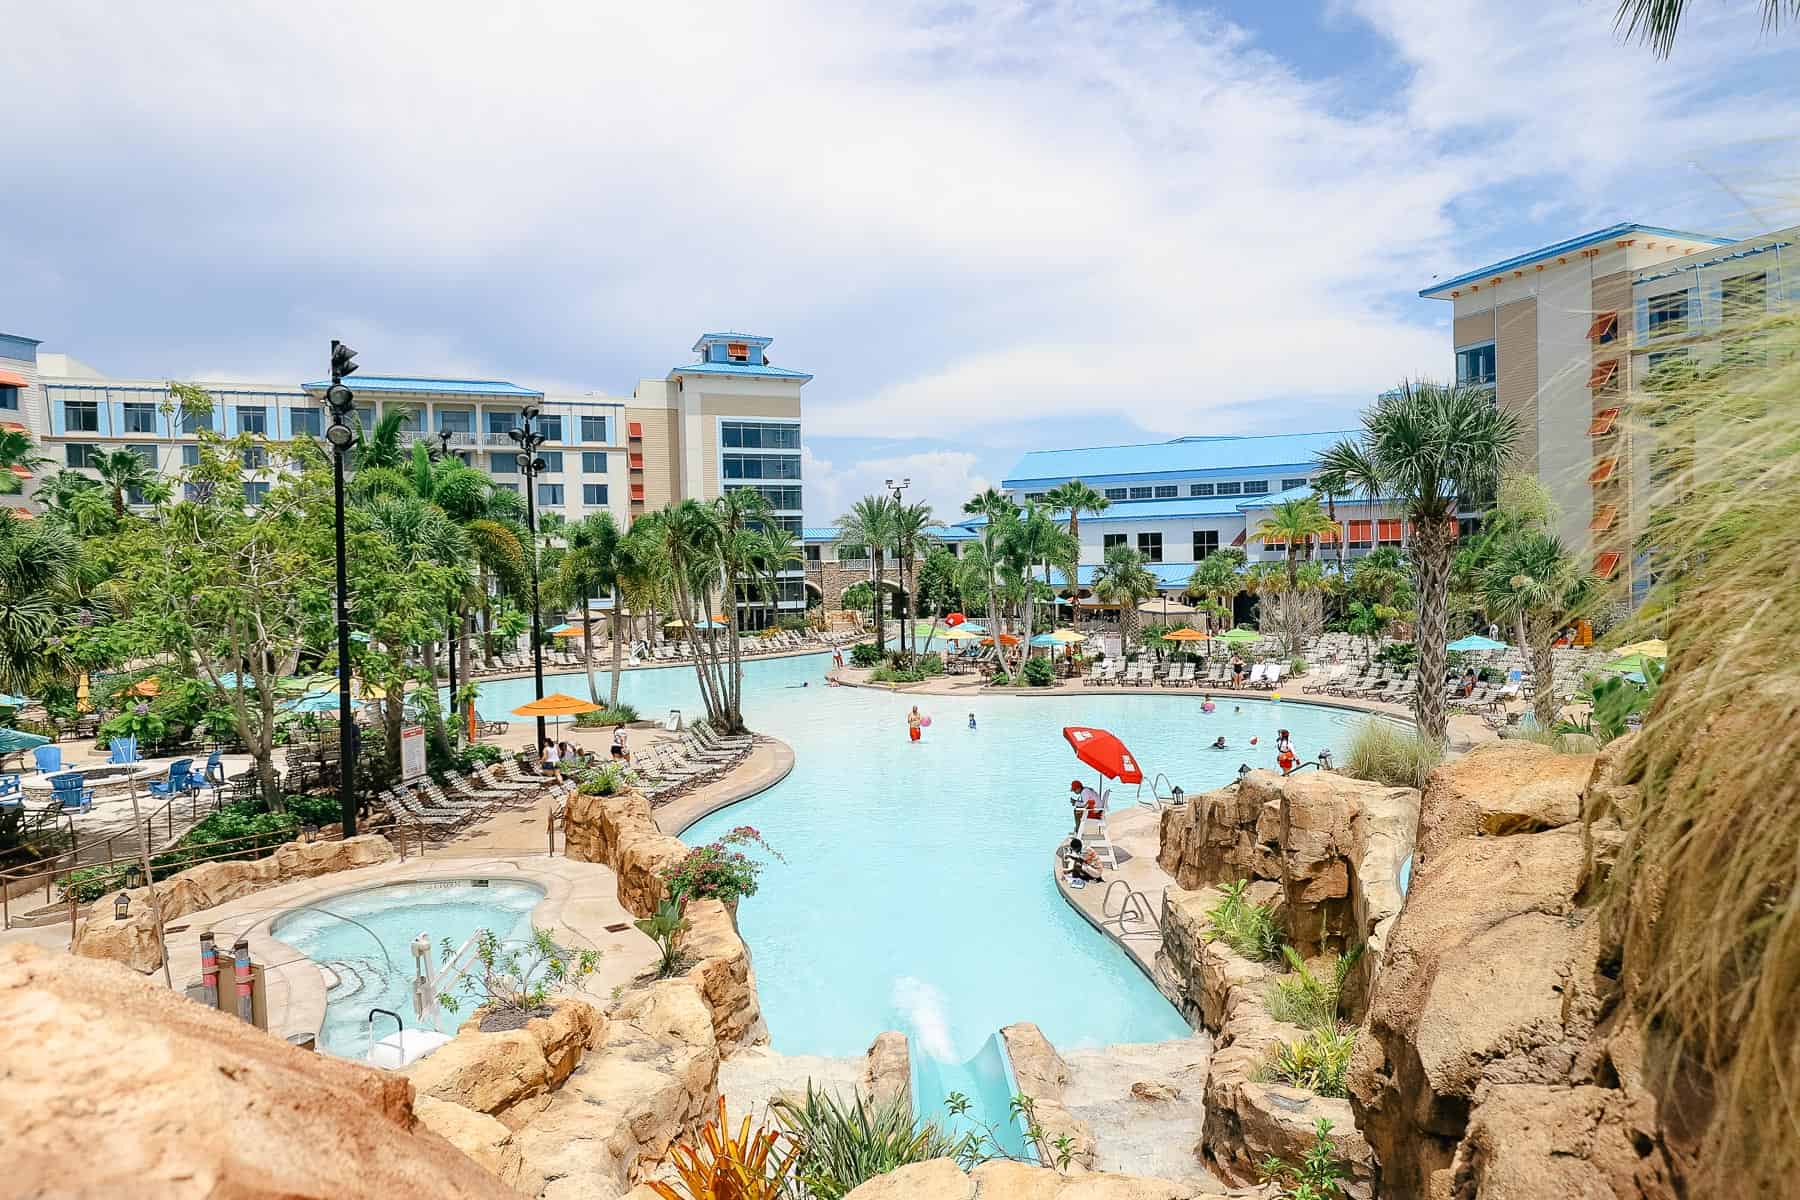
[1495,296,1538,472]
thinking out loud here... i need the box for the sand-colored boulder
[0,944,513,1200]
[404,1000,604,1129]
[1415,742,1594,864]
[73,833,398,973]
[864,1031,911,1108]
[843,1158,974,1199]
[1579,733,1641,897]
[683,898,766,1048]
[562,789,685,916]
[1449,1082,1677,1200]
[839,1158,1234,1199]
[414,1095,525,1185]
[1347,823,1599,1197]
[1001,1022,1097,1169]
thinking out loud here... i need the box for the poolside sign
[400,725,426,782]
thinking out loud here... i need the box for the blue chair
[108,737,140,765]
[33,746,62,775]
[200,750,225,787]
[148,759,193,800]
[0,773,21,808]
[47,772,93,814]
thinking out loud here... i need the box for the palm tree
[1044,479,1108,548]
[1614,0,1799,58]
[890,500,941,656]
[1318,381,1519,740]
[562,511,624,706]
[90,448,156,516]
[0,511,83,693]
[750,523,804,631]
[837,495,898,654]
[354,408,412,471]
[1092,544,1158,656]
[1186,550,1245,651]
[1481,532,1593,728]
[1254,496,1338,657]
[963,488,1017,647]
[0,429,49,497]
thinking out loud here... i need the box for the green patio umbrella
[1216,628,1260,644]
[1604,653,1660,677]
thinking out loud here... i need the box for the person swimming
[968,713,977,729]
[1212,736,1227,749]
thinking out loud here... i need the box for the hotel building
[1422,222,1797,601]
[0,330,810,619]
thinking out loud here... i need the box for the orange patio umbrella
[1162,628,1209,641]
[980,633,1022,647]
[511,692,601,740]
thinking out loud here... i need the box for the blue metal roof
[1072,562,1196,590]
[804,523,981,543]
[802,526,840,542]
[301,376,543,398]
[670,361,812,381]
[1003,431,1352,489]
[1419,223,1731,299]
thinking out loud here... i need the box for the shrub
[1374,641,1418,669]
[870,664,928,683]
[1258,1117,1350,1199]
[1205,879,1284,963]
[634,897,690,978]
[772,1084,979,1199]
[1260,1026,1356,1098]
[575,703,640,727]
[988,670,1014,687]
[1342,719,1442,790]
[577,763,626,796]
[1264,945,1365,1030]
[649,1095,797,1200]
[1021,657,1055,687]
[457,741,503,769]
[435,925,599,1019]
[849,642,883,668]
[60,863,131,903]
[1289,656,1308,677]
[663,825,783,904]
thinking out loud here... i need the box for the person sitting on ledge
[1062,836,1103,885]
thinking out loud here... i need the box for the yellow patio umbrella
[1045,628,1088,644]
[1614,639,1667,659]
[1162,628,1210,642]
[1138,597,1196,616]
[935,626,985,642]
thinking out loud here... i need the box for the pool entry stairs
[909,1030,1037,1162]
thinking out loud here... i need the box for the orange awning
[1595,551,1622,580]
[1590,458,1618,484]
[1347,519,1373,542]
[1586,312,1618,342]
[1587,359,1619,389]
[1588,408,1620,437]
[0,370,28,389]
[1589,504,1618,532]
[3,421,26,432]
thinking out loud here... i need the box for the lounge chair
[48,772,93,814]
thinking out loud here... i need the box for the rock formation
[0,944,513,1200]
[999,1022,1098,1170]
[838,1157,1235,1199]
[1412,741,1593,865]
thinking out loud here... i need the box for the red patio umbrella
[1062,726,1143,784]
[945,612,966,626]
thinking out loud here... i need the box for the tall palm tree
[1043,479,1108,549]
[91,448,156,516]
[963,488,1017,646]
[562,511,624,705]
[0,429,49,497]
[1254,495,1338,657]
[1312,467,1351,587]
[1614,0,1799,58]
[1318,381,1519,740]
[890,500,941,656]
[0,511,83,693]
[1186,549,1245,651]
[1091,544,1158,656]
[750,523,804,630]
[837,495,897,653]
[1481,531,1593,728]
[354,408,412,471]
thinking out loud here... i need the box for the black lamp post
[509,407,549,749]
[430,430,461,745]
[324,340,360,837]
[885,476,911,654]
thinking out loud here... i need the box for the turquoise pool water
[273,879,544,1057]
[472,653,1370,1067]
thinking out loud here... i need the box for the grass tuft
[1205,879,1284,963]
[1341,718,1442,789]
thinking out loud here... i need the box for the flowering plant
[663,826,785,905]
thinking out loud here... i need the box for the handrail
[367,1007,403,1056]
[1101,880,1163,931]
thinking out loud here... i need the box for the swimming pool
[472,653,1371,1066]
[273,879,545,1057]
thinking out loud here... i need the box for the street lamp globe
[325,422,355,449]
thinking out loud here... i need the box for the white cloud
[802,445,991,525]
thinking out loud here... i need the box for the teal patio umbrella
[0,726,51,769]
[1447,634,1508,653]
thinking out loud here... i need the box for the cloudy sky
[5,1,1798,520]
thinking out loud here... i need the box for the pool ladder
[1101,880,1165,940]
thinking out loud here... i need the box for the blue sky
[4,1,1798,521]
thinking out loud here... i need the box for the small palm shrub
[1342,718,1442,790]
[772,1084,977,1199]
[577,763,626,796]
[1261,1026,1357,1098]
[435,926,600,1021]
[634,897,689,978]
[1205,879,1284,963]
[1264,945,1365,1030]
[648,1095,797,1200]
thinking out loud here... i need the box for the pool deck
[1053,805,1173,990]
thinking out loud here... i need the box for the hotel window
[580,414,609,442]
[1136,532,1163,562]
[1589,457,1618,484]
[727,341,750,363]
[582,483,609,506]
[1347,520,1373,550]
[1455,342,1496,386]
[1722,272,1767,321]
[437,410,473,437]
[492,453,518,474]
[581,451,608,474]
[537,483,564,507]
[1646,290,1688,338]
[123,402,157,434]
[1189,482,1214,497]
[1594,551,1622,580]
[537,451,563,473]
[0,385,16,410]
[1214,481,1242,497]
[1127,486,1153,499]
[237,405,268,435]
[66,443,99,468]
[729,483,802,510]
[721,421,800,449]
[242,481,270,506]
[1024,492,1047,502]
[1102,533,1127,551]
[1281,477,1308,491]
[181,445,200,467]
[1241,480,1269,496]
[290,408,322,437]
[1153,484,1177,498]
[1586,312,1619,343]
[1104,487,1128,500]
[64,400,100,432]
[486,411,519,438]
[1646,349,1689,379]
[1193,530,1219,560]
[494,481,519,493]
[129,444,158,468]
[1587,359,1619,391]
[538,414,563,442]
[241,446,267,470]
[805,544,822,563]
[723,453,801,480]
[1588,408,1621,437]
[181,407,212,434]
[1377,519,1404,546]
